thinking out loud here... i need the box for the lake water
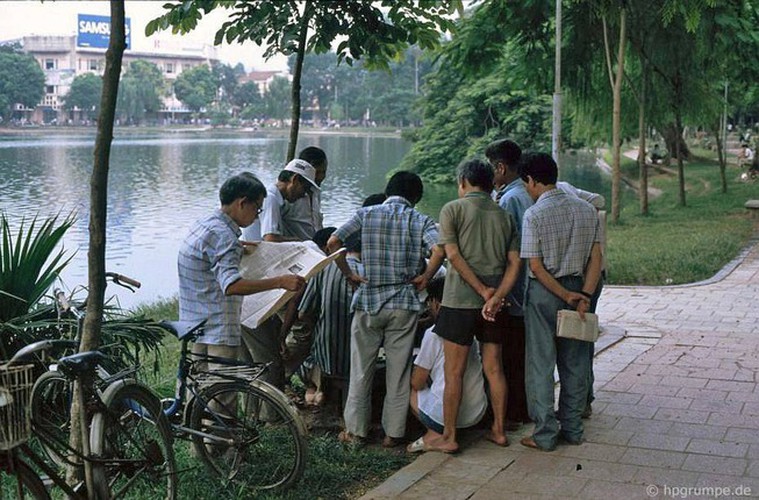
[0,130,608,308]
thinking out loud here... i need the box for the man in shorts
[418,158,521,453]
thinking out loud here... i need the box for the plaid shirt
[178,209,244,346]
[334,196,438,314]
[521,188,599,278]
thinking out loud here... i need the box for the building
[11,33,220,124]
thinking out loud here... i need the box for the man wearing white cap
[242,158,320,242]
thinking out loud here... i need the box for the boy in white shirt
[408,278,487,453]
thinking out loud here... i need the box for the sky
[0,0,289,71]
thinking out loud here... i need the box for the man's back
[522,189,598,278]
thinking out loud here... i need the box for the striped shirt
[178,209,244,346]
[521,188,600,278]
[298,256,362,377]
[333,196,438,314]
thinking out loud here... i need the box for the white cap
[283,159,320,191]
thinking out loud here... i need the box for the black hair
[362,193,387,207]
[426,277,444,302]
[219,172,266,205]
[520,152,558,185]
[298,146,327,170]
[457,158,494,192]
[312,227,336,249]
[385,171,423,205]
[485,139,522,172]
[278,170,311,193]
[344,233,362,253]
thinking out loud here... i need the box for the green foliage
[0,212,74,357]
[117,60,166,124]
[264,76,292,121]
[0,47,45,120]
[146,1,461,71]
[63,73,103,120]
[174,64,217,112]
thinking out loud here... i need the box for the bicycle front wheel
[90,379,177,500]
[30,370,72,468]
[189,379,307,492]
[0,453,51,500]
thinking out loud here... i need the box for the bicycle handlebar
[105,272,141,289]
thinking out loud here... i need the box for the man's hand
[410,274,429,291]
[481,295,505,322]
[575,297,590,321]
[278,275,306,292]
[346,273,367,289]
[480,286,497,303]
[241,240,259,254]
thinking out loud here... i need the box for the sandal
[406,437,426,453]
[520,436,554,452]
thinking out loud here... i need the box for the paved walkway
[362,236,759,499]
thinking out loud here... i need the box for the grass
[603,151,756,285]
[129,299,412,500]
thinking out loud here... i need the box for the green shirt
[438,191,520,309]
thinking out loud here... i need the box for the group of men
[178,138,604,455]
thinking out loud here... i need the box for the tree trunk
[70,1,125,496]
[662,122,690,162]
[610,8,627,223]
[675,109,686,207]
[287,0,312,162]
[714,120,727,193]
[638,60,648,216]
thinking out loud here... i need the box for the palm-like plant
[1,212,74,358]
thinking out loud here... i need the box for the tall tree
[0,46,45,121]
[117,60,166,125]
[263,75,292,123]
[173,64,217,114]
[233,80,265,118]
[74,2,126,496]
[147,0,460,161]
[63,73,103,122]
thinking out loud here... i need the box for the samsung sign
[77,14,131,49]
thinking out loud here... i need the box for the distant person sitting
[407,277,487,453]
[649,144,664,165]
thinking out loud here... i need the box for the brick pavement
[361,237,759,499]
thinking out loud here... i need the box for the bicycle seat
[160,320,206,341]
[57,351,107,378]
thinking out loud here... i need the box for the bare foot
[485,431,509,447]
[424,435,459,454]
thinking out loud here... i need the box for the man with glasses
[178,172,305,373]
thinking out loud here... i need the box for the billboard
[77,14,131,49]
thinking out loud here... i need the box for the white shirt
[281,191,322,241]
[415,328,487,428]
[242,184,283,242]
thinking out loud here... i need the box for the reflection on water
[0,132,607,308]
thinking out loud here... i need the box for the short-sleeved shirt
[333,196,438,314]
[498,178,534,231]
[178,210,244,346]
[298,256,361,377]
[415,328,487,428]
[241,184,284,242]
[281,191,322,240]
[520,188,600,278]
[438,191,520,309]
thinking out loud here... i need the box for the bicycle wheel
[30,370,72,468]
[189,379,307,492]
[90,379,177,500]
[0,454,51,500]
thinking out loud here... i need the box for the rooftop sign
[77,14,131,49]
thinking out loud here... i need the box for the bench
[746,200,759,219]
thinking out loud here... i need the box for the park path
[361,235,759,499]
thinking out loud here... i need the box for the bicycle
[30,272,148,468]
[158,319,308,492]
[1,343,177,499]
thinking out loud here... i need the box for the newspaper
[240,241,345,328]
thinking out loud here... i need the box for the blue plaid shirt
[334,196,438,314]
[178,209,244,346]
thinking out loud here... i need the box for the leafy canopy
[0,47,45,120]
[146,0,461,70]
